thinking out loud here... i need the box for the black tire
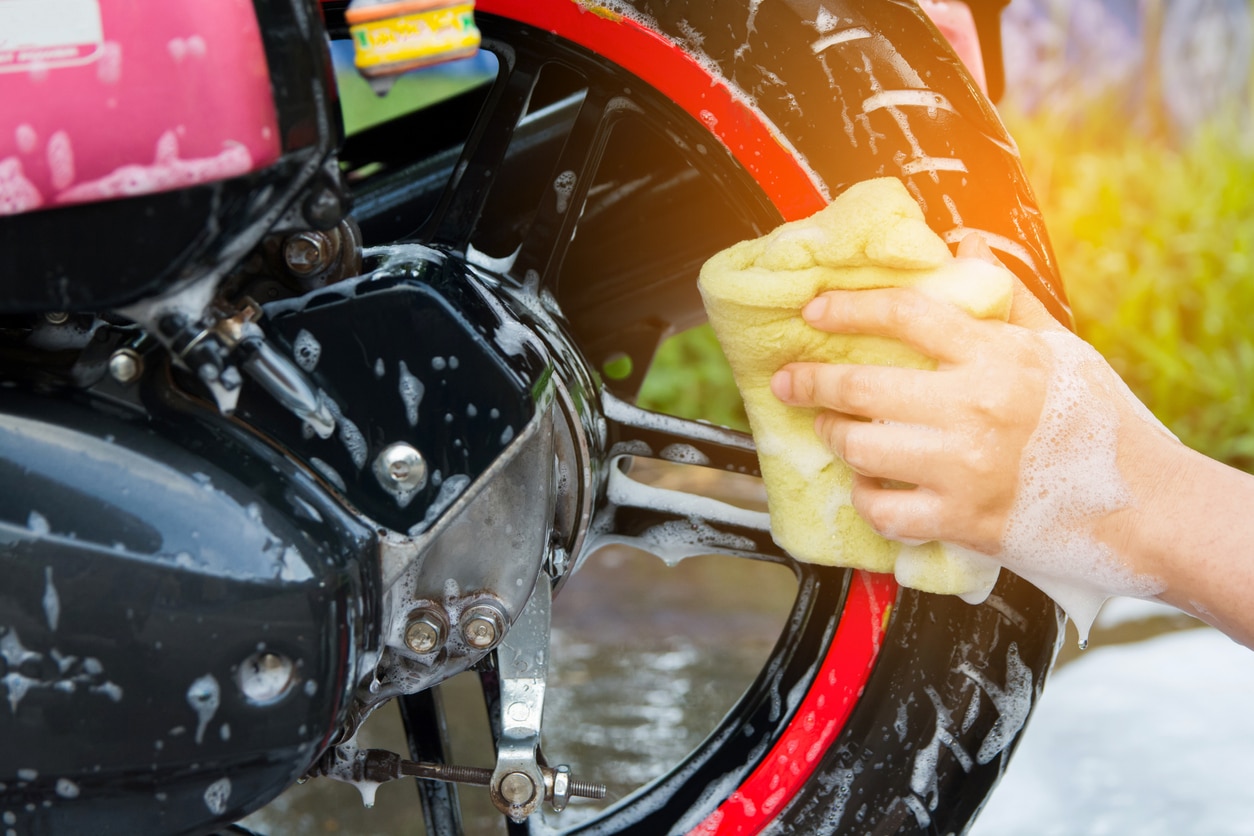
[333,1,1067,833]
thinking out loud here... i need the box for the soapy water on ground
[973,604,1254,836]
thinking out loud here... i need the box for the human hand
[769,235,1173,635]
[768,235,1063,555]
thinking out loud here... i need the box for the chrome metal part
[236,651,296,704]
[460,602,506,650]
[312,747,606,809]
[107,349,143,385]
[499,771,536,805]
[240,339,336,439]
[474,268,606,588]
[364,404,557,712]
[489,579,551,820]
[43,311,69,325]
[548,764,572,813]
[373,442,428,506]
[546,544,570,578]
[403,607,447,655]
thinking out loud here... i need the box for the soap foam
[996,330,1165,643]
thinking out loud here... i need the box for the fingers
[848,474,946,544]
[813,412,948,485]
[801,286,980,364]
[771,361,952,425]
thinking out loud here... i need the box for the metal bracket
[489,576,551,820]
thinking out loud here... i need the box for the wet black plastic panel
[0,390,375,835]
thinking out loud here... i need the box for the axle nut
[283,230,335,277]
[499,771,536,805]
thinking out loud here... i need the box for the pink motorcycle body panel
[0,0,281,216]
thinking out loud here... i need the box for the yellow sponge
[698,177,1011,602]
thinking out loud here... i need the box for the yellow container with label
[347,0,481,77]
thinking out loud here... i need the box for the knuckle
[961,446,992,478]
[860,498,897,536]
[840,368,877,413]
[841,425,877,472]
[793,367,819,403]
[971,385,1010,418]
[883,292,924,332]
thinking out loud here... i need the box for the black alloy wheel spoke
[397,687,465,836]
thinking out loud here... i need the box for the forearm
[1104,428,1254,646]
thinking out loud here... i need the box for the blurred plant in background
[637,323,749,431]
[1002,0,1254,471]
[641,0,1254,473]
[1007,108,1254,472]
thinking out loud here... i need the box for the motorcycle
[0,1,1069,833]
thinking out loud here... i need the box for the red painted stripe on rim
[472,5,898,832]
[689,571,895,834]
[475,0,826,221]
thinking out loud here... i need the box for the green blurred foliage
[640,107,1254,471]
[637,324,749,432]
[1006,105,1254,472]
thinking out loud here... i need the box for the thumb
[1009,278,1067,331]
[956,231,999,263]
[957,232,1065,332]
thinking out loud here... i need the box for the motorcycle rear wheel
[326,2,1068,833]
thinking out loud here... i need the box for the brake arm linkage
[326,748,605,811]
[315,579,605,817]
[489,576,565,819]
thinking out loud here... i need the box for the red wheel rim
[476,5,899,831]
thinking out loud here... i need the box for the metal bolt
[546,546,570,578]
[108,349,143,385]
[373,443,428,494]
[404,608,447,654]
[461,603,505,650]
[499,771,536,806]
[237,651,295,704]
[304,186,344,229]
[283,230,335,277]
[44,311,69,325]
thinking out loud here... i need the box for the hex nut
[283,231,335,277]
[550,764,572,812]
[404,609,447,654]
[108,349,144,385]
[460,603,506,650]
